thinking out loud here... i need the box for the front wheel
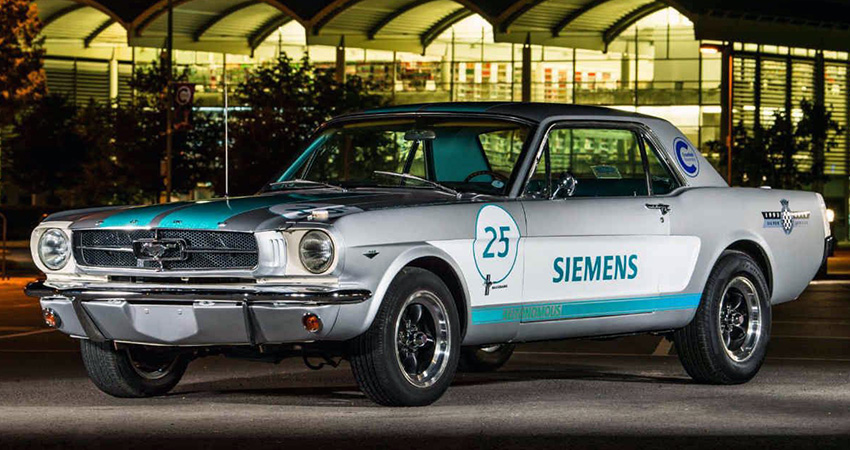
[349,267,460,406]
[674,250,771,384]
[80,340,190,398]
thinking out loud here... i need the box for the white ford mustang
[26,103,831,406]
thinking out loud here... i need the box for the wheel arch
[405,256,469,340]
[365,245,471,340]
[722,239,773,298]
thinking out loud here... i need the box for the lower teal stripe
[471,293,701,325]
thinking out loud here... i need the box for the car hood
[57,189,470,232]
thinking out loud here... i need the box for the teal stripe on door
[471,293,701,325]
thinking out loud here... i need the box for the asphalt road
[1,277,849,449]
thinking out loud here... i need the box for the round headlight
[38,228,70,270]
[299,230,334,274]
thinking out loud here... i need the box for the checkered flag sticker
[762,199,810,235]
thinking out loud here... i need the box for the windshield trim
[262,112,540,198]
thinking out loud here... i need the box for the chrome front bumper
[25,281,372,346]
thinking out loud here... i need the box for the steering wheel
[463,170,508,183]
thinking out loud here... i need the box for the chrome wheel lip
[718,276,762,363]
[393,290,451,389]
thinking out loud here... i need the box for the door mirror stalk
[552,173,577,199]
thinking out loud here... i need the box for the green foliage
[796,99,842,191]
[228,54,387,194]
[4,95,85,203]
[3,52,386,204]
[711,99,844,192]
[0,0,45,125]
[717,122,772,187]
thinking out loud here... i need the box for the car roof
[339,102,656,123]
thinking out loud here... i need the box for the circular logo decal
[674,137,700,178]
[175,85,193,106]
[473,205,520,284]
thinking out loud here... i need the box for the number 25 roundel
[473,205,521,284]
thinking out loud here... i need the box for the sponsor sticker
[762,199,810,235]
[590,165,622,179]
[674,137,700,178]
[473,205,520,285]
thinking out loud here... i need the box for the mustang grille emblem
[132,239,187,262]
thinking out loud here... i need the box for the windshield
[268,118,532,196]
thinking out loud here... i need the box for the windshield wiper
[268,179,347,192]
[373,171,460,198]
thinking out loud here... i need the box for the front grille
[74,229,258,271]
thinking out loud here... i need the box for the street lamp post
[164,0,174,203]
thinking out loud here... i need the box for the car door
[517,123,700,339]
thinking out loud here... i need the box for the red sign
[173,83,195,130]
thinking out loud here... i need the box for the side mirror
[551,172,577,199]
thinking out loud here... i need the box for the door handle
[645,203,671,215]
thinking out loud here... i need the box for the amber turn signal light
[302,313,322,333]
[42,308,60,328]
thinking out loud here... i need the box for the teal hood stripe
[99,203,189,228]
[156,192,352,229]
[472,293,701,325]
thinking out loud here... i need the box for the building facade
[30,0,850,239]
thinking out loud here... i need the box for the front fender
[337,244,471,340]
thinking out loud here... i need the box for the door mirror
[552,172,577,199]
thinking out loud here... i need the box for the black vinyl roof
[340,102,656,123]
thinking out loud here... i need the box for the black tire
[80,340,190,398]
[674,250,772,384]
[349,267,460,406]
[458,344,516,372]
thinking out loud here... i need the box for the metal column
[521,33,531,103]
[335,36,346,83]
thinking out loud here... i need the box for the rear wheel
[349,267,460,406]
[674,250,771,384]
[458,344,516,372]
[80,340,190,398]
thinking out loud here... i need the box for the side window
[525,127,648,198]
[478,128,527,178]
[643,139,679,195]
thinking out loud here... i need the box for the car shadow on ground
[170,362,692,406]
[454,367,693,386]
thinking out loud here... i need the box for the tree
[715,122,773,187]
[795,98,843,193]
[4,95,85,204]
[69,60,220,205]
[711,99,844,192]
[0,0,45,124]
[763,110,799,189]
[0,0,45,202]
[228,54,387,195]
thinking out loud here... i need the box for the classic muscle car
[26,103,831,406]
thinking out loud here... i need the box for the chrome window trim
[268,112,541,199]
[515,119,686,199]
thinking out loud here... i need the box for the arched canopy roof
[494,0,671,51]
[35,0,850,55]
